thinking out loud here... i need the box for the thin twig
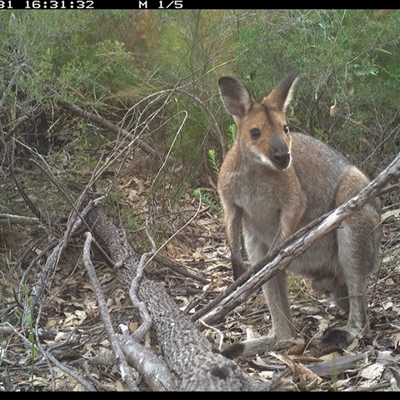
[34,305,55,391]
[83,232,139,391]
[143,196,203,269]
[18,238,58,302]
[138,251,209,284]
[21,200,96,325]
[76,359,113,391]
[59,99,163,161]
[45,350,97,392]
[0,214,40,225]
[9,148,42,221]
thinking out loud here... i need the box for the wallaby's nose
[273,150,291,169]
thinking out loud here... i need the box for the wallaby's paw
[319,328,354,352]
[232,262,247,281]
[221,336,297,359]
[221,343,245,359]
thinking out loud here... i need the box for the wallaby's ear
[219,76,253,119]
[263,69,300,113]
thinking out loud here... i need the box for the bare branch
[21,200,96,325]
[85,205,271,391]
[59,99,163,161]
[117,334,177,391]
[9,151,42,221]
[0,213,40,225]
[129,221,154,342]
[45,350,97,392]
[82,232,139,391]
[175,88,226,158]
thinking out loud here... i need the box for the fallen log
[85,205,271,391]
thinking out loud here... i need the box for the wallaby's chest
[231,166,288,233]
[238,175,280,213]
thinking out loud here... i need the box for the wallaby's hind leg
[244,234,296,342]
[221,236,297,358]
[321,168,381,350]
[332,283,350,313]
[312,276,349,313]
[262,272,296,341]
[338,219,372,335]
[320,225,370,350]
[221,270,296,359]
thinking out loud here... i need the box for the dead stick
[83,232,139,391]
[59,100,164,161]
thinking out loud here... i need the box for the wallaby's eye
[250,128,261,140]
[283,124,289,134]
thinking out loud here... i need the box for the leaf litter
[1,161,400,391]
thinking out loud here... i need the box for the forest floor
[1,154,400,392]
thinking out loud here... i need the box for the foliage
[208,149,220,177]
[1,10,399,218]
[193,188,221,216]
[0,9,398,260]
[234,10,400,175]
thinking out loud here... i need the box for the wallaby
[217,70,381,358]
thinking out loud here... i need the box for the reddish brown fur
[218,72,381,357]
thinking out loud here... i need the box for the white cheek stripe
[247,142,276,169]
[245,142,292,170]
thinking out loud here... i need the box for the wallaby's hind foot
[319,328,356,352]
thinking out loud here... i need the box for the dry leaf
[330,99,338,117]
[360,363,384,380]
[347,82,355,96]
[269,351,296,371]
[288,343,306,355]
[389,367,400,389]
[394,332,400,352]
[53,296,65,305]
[45,318,58,328]
[129,321,138,332]
[75,310,87,322]
[331,377,352,390]
[383,301,394,310]
[54,331,68,342]
[318,351,342,361]
[192,251,203,261]
[270,352,323,389]
[63,312,77,323]
[258,370,275,380]
[82,282,94,291]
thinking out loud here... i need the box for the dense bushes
[1,10,399,181]
[234,10,400,175]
